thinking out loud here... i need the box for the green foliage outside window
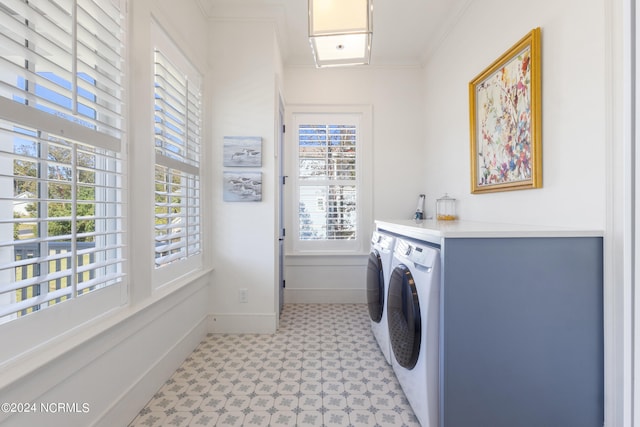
[13,143,97,242]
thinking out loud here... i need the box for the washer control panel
[395,238,438,268]
[409,245,428,265]
[371,231,395,251]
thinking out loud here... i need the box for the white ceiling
[197,0,473,67]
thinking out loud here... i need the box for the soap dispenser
[414,194,425,220]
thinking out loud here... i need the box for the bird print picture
[223,136,262,167]
[223,171,262,202]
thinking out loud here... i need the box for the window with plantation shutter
[152,23,202,276]
[0,0,123,139]
[0,0,125,334]
[290,108,372,254]
[298,124,357,240]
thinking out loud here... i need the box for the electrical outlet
[239,288,248,303]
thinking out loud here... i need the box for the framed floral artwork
[469,27,542,193]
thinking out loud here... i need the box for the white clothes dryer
[388,237,440,427]
[366,230,396,365]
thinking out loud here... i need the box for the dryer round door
[366,250,385,323]
[387,264,421,369]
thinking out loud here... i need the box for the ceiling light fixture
[308,0,373,68]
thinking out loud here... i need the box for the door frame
[278,95,285,315]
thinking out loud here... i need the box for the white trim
[611,0,636,425]
[633,0,640,422]
[208,312,277,334]
[285,253,368,265]
[284,288,365,304]
[286,104,373,255]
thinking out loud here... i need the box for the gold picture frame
[469,27,542,194]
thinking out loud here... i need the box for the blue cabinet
[441,237,603,427]
[375,220,604,427]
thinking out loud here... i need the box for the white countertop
[375,219,604,242]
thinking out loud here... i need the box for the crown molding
[419,0,474,65]
[197,1,291,61]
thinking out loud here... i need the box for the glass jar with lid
[436,193,457,221]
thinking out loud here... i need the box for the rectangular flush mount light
[308,0,373,67]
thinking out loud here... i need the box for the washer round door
[366,250,384,323]
[387,264,421,369]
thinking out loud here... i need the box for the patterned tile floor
[129,304,420,427]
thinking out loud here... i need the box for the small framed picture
[223,171,262,202]
[223,136,262,167]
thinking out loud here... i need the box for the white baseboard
[208,312,277,334]
[284,288,366,304]
[92,316,208,427]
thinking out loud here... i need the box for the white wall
[283,66,425,301]
[423,1,621,424]
[422,0,606,228]
[285,66,427,220]
[208,20,281,333]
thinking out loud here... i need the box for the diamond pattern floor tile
[128,304,420,426]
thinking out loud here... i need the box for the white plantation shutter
[0,0,124,326]
[0,0,123,141]
[153,24,201,273]
[0,122,125,320]
[299,185,357,240]
[298,124,357,241]
[154,165,200,267]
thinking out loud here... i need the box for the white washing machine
[388,237,440,427]
[366,230,396,365]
